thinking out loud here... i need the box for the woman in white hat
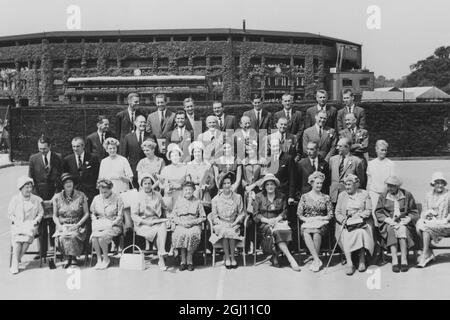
[375,175,419,273]
[131,174,169,271]
[416,172,450,268]
[8,176,44,274]
[252,174,300,271]
[186,141,215,210]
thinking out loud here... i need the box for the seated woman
[136,138,165,190]
[416,172,450,268]
[8,176,44,274]
[210,172,245,269]
[252,174,301,272]
[335,174,374,275]
[90,179,124,270]
[375,175,419,273]
[171,180,206,271]
[131,174,169,271]
[297,172,333,272]
[52,173,89,268]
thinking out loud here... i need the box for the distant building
[363,86,450,102]
[0,28,374,106]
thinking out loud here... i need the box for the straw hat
[430,172,447,186]
[17,176,34,190]
[385,175,402,186]
[166,143,183,159]
[260,173,280,188]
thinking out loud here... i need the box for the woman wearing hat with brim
[416,172,450,268]
[252,173,301,272]
[131,174,169,271]
[52,173,90,268]
[8,176,44,274]
[375,175,419,273]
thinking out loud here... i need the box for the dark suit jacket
[243,109,273,133]
[336,105,367,132]
[85,131,115,160]
[217,114,237,132]
[305,105,338,129]
[115,108,145,143]
[264,152,296,199]
[28,152,63,200]
[274,109,305,142]
[233,128,259,161]
[302,125,337,162]
[185,113,205,139]
[63,152,100,202]
[296,156,330,196]
[338,127,369,159]
[146,109,175,139]
[329,154,365,203]
[120,131,149,175]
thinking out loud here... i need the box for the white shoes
[10,265,19,275]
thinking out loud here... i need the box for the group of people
[8,90,450,277]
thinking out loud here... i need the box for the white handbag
[119,245,146,271]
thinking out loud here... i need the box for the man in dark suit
[166,110,194,163]
[121,115,149,189]
[115,93,145,143]
[213,100,237,133]
[146,94,175,155]
[86,115,115,160]
[302,110,337,162]
[243,94,273,135]
[337,89,367,132]
[305,90,337,129]
[296,141,330,197]
[183,97,204,139]
[28,135,63,258]
[63,137,100,205]
[274,93,304,149]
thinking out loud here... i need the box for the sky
[0,0,448,79]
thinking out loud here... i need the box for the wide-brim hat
[260,173,280,188]
[17,176,34,190]
[61,173,76,185]
[182,180,196,189]
[431,172,447,186]
[218,171,236,189]
[166,143,183,159]
[139,173,156,187]
[188,141,204,155]
[385,175,402,187]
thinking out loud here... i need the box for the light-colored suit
[302,125,337,162]
[167,127,193,162]
[329,154,365,203]
[197,129,225,163]
[146,109,175,139]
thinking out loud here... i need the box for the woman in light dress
[90,179,124,269]
[136,138,165,190]
[213,142,242,194]
[8,176,44,274]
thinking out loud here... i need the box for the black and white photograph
[1,0,450,304]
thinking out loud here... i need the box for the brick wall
[8,102,450,161]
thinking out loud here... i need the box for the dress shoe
[187,264,195,271]
[400,264,409,272]
[358,263,367,272]
[270,256,280,268]
[346,265,355,275]
[231,261,238,269]
[179,263,187,271]
[392,264,400,273]
[64,258,72,269]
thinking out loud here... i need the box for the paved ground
[1,160,450,300]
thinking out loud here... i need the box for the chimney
[243,19,246,32]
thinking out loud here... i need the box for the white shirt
[187,113,195,126]
[97,130,106,143]
[135,130,144,142]
[254,109,261,121]
[42,152,51,167]
[158,109,166,122]
[128,108,136,122]
[346,104,355,113]
[367,158,396,193]
[310,156,319,170]
[317,104,326,111]
[75,152,85,168]
[177,126,185,137]
[315,124,324,136]
[284,109,292,119]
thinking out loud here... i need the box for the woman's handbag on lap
[119,245,146,271]
[92,218,113,232]
[346,217,366,232]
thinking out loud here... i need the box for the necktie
[257,111,261,130]
[319,127,323,139]
[102,132,105,144]
[286,111,291,122]
[77,155,82,171]
[160,111,164,128]
[99,132,103,144]
[44,155,49,172]
[280,133,285,145]
[339,155,345,175]
[218,117,223,131]
[138,132,143,146]
[311,159,316,170]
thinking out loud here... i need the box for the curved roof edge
[0,28,361,46]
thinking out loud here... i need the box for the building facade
[0,29,373,106]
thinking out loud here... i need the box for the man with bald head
[328,137,365,204]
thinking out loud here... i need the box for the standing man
[233,115,259,162]
[337,89,366,132]
[266,116,297,157]
[328,137,365,205]
[146,94,175,154]
[167,110,194,162]
[28,135,63,258]
[122,115,149,188]
[305,90,337,129]
[243,94,273,134]
[63,137,100,206]
[183,97,204,139]
[339,113,369,162]
[86,115,115,160]
[302,111,337,162]
[0,118,10,153]
[197,115,225,164]
[115,93,145,143]
[274,93,304,150]
[212,100,237,132]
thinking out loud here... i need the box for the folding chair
[208,215,248,267]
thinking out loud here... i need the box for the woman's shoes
[93,259,103,270]
[158,259,168,271]
[309,259,322,272]
[346,265,356,276]
[100,258,110,270]
[358,263,367,272]
[230,260,238,269]
[187,264,195,271]
[225,259,232,269]
[417,254,435,268]
[290,262,301,272]
[179,263,187,271]
[400,264,409,272]
[270,256,280,268]
[392,264,400,273]
[10,265,19,275]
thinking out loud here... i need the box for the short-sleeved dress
[171,196,206,251]
[131,190,167,245]
[416,190,450,242]
[98,155,134,194]
[210,191,245,241]
[90,192,124,243]
[297,192,334,236]
[52,190,88,257]
[8,193,44,243]
[136,156,165,183]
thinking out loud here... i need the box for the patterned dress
[131,190,167,246]
[52,190,88,256]
[8,193,44,243]
[136,156,165,184]
[90,192,124,244]
[297,192,334,236]
[171,196,206,251]
[416,190,450,242]
[210,191,245,241]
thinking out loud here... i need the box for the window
[248,36,261,42]
[193,57,206,67]
[210,56,222,66]
[293,58,305,68]
[177,57,189,67]
[53,60,64,68]
[342,79,353,86]
[68,60,80,69]
[191,36,206,41]
[265,57,290,67]
[106,59,117,68]
[250,56,262,67]
[159,58,169,68]
[122,58,152,68]
[85,59,97,68]
[359,78,369,86]
[209,35,228,41]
